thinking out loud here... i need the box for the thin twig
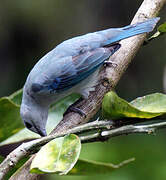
[80,121,166,143]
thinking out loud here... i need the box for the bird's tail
[100,17,160,46]
[119,17,160,38]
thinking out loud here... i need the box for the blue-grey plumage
[20,17,160,136]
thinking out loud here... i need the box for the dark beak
[37,128,47,137]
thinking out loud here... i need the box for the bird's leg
[63,97,86,117]
[66,107,86,117]
[103,60,117,68]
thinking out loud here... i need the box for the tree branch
[1,0,165,179]
[51,0,166,135]
[1,119,166,180]
[0,120,113,180]
[80,120,166,143]
[1,118,166,179]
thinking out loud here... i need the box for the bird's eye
[25,122,32,129]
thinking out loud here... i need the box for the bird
[20,17,160,137]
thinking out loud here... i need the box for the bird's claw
[103,60,117,68]
[63,106,86,117]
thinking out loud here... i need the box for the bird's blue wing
[31,44,120,94]
[48,48,107,92]
[46,44,120,92]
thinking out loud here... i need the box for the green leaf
[130,93,166,112]
[145,22,166,44]
[8,89,23,106]
[0,128,40,146]
[0,94,79,146]
[0,155,4,163]
[158,22,166,33]
[102,92,166,120]
[69,158,135,175]
[30,134,81,175]
[48,93,80,134]
[0,96,23,142]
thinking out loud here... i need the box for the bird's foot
[63,97,86,117]
[103,60,117,68]
[63,106,86,117]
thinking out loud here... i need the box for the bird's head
[20,101,48,137]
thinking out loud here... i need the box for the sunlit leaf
[102,91,166,120]
[30,134,81,175]
[130,93,166,112]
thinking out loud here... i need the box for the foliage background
[0,0,166,180]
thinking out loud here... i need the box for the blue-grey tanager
[20,18,159,136]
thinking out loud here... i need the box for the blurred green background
[0,0,166,180]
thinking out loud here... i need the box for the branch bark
[3,0,165,179]
[1,119,166,179]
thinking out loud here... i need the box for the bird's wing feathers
[31,46,119,94]
[48,48,109,92]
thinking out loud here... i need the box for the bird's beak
[37,128,47,137]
